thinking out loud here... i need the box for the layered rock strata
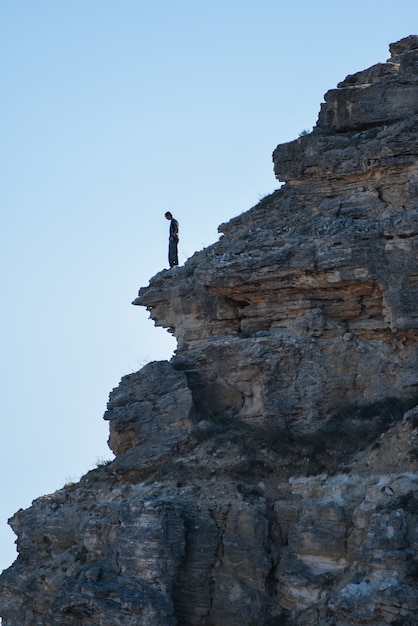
[1,36,418,626]
[138,36,418,432]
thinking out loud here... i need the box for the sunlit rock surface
[1,36,418,626]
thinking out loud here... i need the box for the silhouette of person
[165,211,179,268]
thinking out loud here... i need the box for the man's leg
[169,239,178,267]
[173,240,178,266]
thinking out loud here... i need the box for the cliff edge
[1,36,418,626]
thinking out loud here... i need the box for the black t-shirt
[169,218,179,239]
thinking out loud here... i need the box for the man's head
[165,211,173,220]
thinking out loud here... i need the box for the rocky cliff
[1,36,418,626]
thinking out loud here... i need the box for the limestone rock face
[138,37,418,433]
[104,361,193,476]
[2,36,418,626]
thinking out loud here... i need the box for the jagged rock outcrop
[137,36,418,433]
[104,361,193,476]
[1,36,418,626]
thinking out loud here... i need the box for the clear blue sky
[1,0,417,572]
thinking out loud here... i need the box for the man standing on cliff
[165,211,179,268]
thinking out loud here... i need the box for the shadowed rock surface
[1,36,418,626]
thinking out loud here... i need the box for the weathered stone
[2,36,418,626]
[104,361,193,475]
[137,44,418,429]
